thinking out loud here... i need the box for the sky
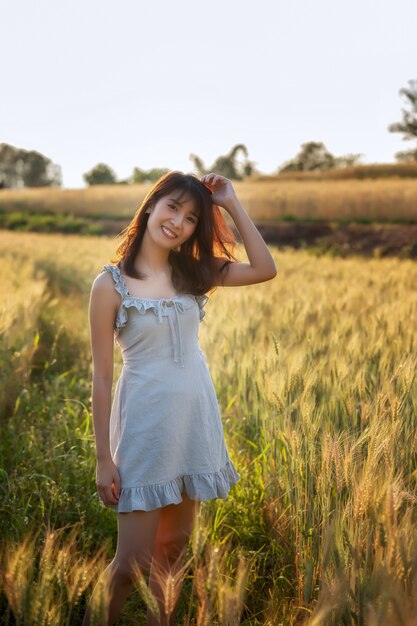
[2,0,417,188]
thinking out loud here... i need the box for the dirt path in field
[250,221,417,258]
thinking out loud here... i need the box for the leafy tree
[333,153,364,168]
[22,150,62,187]
[83,163,118,185]
[388,79,417,162]
[131,167,170,184]
[278,142,362,172]
[189,144,256,179]
[279,142,334,172]
[0,143,62,188]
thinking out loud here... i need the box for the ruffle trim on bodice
[112,459,240,512]
[101,263,129,300]
[101,264,209,332]
[114,297,194,334]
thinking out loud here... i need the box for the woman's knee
[110,553,152,585]
[154,531,190,563]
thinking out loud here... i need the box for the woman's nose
[170,215,183,228]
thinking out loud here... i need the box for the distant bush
[260,162,417,181]
[0,210,99,234]
[84,163,118,186]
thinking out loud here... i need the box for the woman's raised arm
[201,173,277,287]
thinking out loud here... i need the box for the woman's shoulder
[91,264,122,303]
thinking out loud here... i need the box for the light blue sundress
[99,263,240,512]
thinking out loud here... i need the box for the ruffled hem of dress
[109,459,240,512]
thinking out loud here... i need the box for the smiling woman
[84,170,277,625]
[147,194,199,248]
[112,171,242,294]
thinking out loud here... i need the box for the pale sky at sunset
[2,0,417,188]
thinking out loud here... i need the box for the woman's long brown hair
[110,171,240,296]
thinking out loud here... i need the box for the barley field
[0,177,417,225]
[0,229,417,625]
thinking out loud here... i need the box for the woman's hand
[200,173,238,211]
[96,458,120,506]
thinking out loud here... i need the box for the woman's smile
[145,193,199,249]
[161,225,178,239]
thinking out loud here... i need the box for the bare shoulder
[90,268,120,308]
[92,267,113,290]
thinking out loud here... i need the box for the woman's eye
[168,204,176,210]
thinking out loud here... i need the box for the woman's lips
[161,225,178,239]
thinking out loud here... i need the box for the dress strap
[195,294,209,321]
[101,263,129,299]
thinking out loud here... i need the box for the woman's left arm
[201,172,278,286]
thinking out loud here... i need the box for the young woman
[83,171,277,625]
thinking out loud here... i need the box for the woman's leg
[147,491,200,626]
[82,508,161,626]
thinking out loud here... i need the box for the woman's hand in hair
[200,173,238,211]
[203,172,277,286]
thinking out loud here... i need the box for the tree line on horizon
[1,80,416,189]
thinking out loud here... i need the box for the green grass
[0,208,416,239]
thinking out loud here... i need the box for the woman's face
[146,191,200,249]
